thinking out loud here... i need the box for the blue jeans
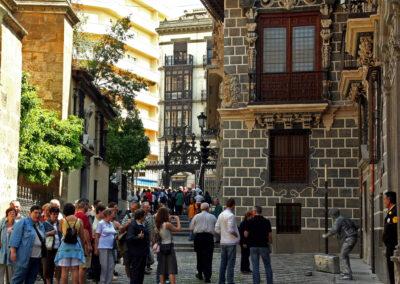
[12,257,41,284]
[250,247,273,284]
[218,245,236,284]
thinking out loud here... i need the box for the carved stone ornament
[358,35,374,66]
[219,75,241,108]
[255,112,321,129]
[278,0,299,9]
[348,82,362,103]
[382,4,400,92]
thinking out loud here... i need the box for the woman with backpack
[94,208,117,284]
[54,203,86,284]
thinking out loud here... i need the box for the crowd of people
[0,186,225,284]
[0,185,380,284]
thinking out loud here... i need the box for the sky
[166,0,205,17]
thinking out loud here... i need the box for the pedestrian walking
[55,203,86,284]
[175,190,184,215]
[9,201,23,221]
[383,191,397,284]
[322,208,358,280]
[95,209,117,284]
[239,211,253,274]
[75,199,93,284]
[120,201,139,277]
[190,202,217,283]
[215,198,240,284]
[91,204,106,283]
[0,207,16,283]
[244,206,273,284]
[43,206,62,284]
[142,202,155,273]
[10,205,46,284]
[126,209,149,284]
[155,207,181,284]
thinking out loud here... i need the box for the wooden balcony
[255,71,324,103]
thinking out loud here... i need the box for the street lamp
[324,164,329,254]
[197,112,207,135]
[197,112,210,191]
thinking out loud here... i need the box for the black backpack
[64,219,78,244]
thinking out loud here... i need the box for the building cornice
[0,1,27,40]
[157,18,212,35]
[345,14,379,56]
[14,0,79,26]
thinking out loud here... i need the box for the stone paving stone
[108,253,382,284]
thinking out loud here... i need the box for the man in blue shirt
[10,205,45,284]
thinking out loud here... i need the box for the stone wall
[220,116,360,253]
[0,22,23,213]
[15,12,74,118]
[223,0,248,102]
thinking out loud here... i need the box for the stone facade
[0,1,26,214]
[220,114,359,253]
[201,0,363,253]
[13,0,78,196]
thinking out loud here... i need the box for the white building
[157,9,217,191]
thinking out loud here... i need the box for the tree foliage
[74,15,145,112]
[106,112,150,171]
[19,74,84,185]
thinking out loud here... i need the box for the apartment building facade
[157,9,218,191]
[73,0,171,189]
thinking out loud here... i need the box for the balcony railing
[343,0,378,18]
[165,55,194,66]
[255,71,324,103]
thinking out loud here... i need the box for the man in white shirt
[190,203,217,283]
[215,198,240,284]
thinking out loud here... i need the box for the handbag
[33,224,47,258]
[159,243,173,255]
[45,236,54,250]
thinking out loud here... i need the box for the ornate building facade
[202,0,361,253]
[202,0,400,282]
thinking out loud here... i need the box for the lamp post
[324,164,329,254]
[197,112,209,191]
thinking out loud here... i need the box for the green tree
[74,15,145,111]
[18,74,84,185]
[106,111,150,171]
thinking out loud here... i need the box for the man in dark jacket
[383,191,397,284]
[126,209,149,284]
[323,208,358,280]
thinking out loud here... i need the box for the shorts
[80,255,92,268]
[57,258,81,267]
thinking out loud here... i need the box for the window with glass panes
[164,103,192,136]
[165,68,192,100]
[270,130,309,183]
[258,13,320,73]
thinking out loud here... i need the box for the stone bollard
[314,254,340,274]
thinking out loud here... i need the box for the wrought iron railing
[254,71,324,103]
[164,54,194,66]
[17,186,54,216]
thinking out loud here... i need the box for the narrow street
[110,215,382,284]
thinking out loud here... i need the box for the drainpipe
[370,162,375,273]
[370,83,376,274]
[360,170,363,259]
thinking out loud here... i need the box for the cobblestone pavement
[108,252,382,284]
